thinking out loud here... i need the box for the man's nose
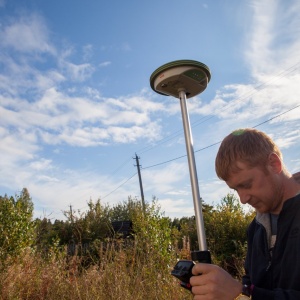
[238,191,250,205]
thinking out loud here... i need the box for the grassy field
[0,194,250,299]
[0,241,194,300]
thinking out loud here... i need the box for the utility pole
[134,153,145,213]
[69,205,74,225]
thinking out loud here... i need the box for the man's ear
[268,152,282,174]
[293,172,300,183]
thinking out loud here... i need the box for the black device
[171,250,212,290]
[171,260,195,290]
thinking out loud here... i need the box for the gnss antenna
[150,60,211,290]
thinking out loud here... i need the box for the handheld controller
[171,250,212,290]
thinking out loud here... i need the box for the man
[190,128,300,299]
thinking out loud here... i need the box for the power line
[101,172,137,200]
[62,171,138,216]
[109,157,134,177]
[142,154,187,170]
[253,104,300,128]
[142,103,300,170]
[137,61,300,155]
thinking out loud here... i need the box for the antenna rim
[150,59,211,96]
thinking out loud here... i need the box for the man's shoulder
[247,216,259,234]
[282,193,300,212]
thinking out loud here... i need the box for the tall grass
[0,241,192,300]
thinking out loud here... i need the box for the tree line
[0,188,254,277]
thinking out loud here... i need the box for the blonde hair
[215,128,283,181]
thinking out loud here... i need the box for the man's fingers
[192,262,215,276]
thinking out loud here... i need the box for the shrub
[0,188,35,264]
[204,193,255,278]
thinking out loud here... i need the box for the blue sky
[0,0,299,221]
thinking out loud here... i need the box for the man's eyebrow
[231,179,253,189]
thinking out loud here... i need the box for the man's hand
[190,263,242,300]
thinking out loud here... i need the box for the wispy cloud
[99,61,111,67]
[82,44,93,61]
[121,42,131,51]
[64,62,95,81]
[0,13,55,54]
[246,0,300,74]
[189,0,300,148]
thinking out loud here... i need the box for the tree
[0,188,35,262]
[204,193,255,277]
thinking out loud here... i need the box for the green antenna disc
[150,60,211,98]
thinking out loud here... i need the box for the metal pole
[178,89,207,251]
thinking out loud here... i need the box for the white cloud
[124,95,166,113]
[54,127,110,146]
[158,198,194,217]
[99,61,111,67]
[63,62,95,82]
[143,162,189,194]
[246,0,300,74]
[0,14,55,54]
[108,122,162,144]
[29,158,53,171]
[166,190,189,196]
[0,128,38,165]
[82,44,93,61]
[36,70,66,90]
[1,85,167,149]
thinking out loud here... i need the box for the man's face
[225,161,283,214]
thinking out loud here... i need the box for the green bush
[204,193,255,277]
[0,188,35,263]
